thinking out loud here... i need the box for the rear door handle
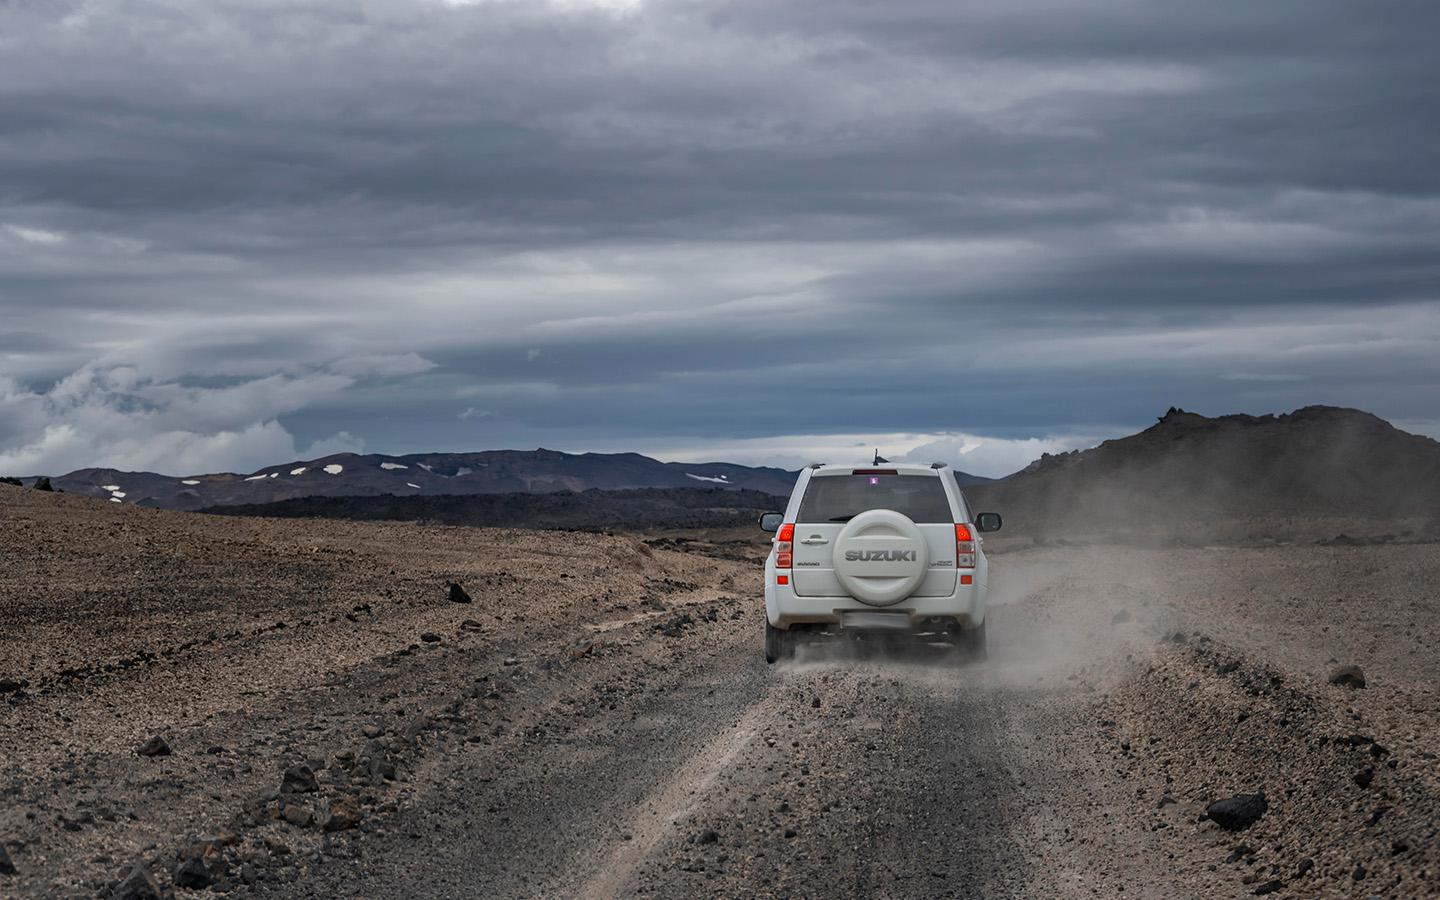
[800,536,829,545]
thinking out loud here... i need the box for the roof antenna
[873,448,889,465]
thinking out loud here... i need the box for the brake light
[776,523,794,569]
[955,523,975,568]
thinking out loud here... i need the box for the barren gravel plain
[2,486,1437,898]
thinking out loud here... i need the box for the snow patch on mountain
[323,464,344,475]
[686,473,732,484]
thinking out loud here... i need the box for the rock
[136,736,171,757]
[448,582,472,604]
[0,678,26,694]
[1353,864,1367,881]
[811,696,821,709]
[1225,844,1254,864]
[1111,609,1132,624]
[1327,664,1366,689]
[1205,793,1268,831]
[280,764,319,794]
[323,796,363,832]
[459,619,483,632]
[1353,767,1375,788]
[420,632,441,643]
[1252,881,1284,896]
[696,829,719,845]
[111,864,164,900]
[0,844,15,875]
[174,856,212,889]
[1295,858,1314,877]
[282,803,314,827]
[362,723,384,739]
[32,477,53,492]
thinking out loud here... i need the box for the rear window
[797,473,953,524]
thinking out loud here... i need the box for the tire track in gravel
[578,694,778,897]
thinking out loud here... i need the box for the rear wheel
[955,620,988,662]
[764,621,793,664]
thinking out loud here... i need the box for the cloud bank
[1,0,1436,475]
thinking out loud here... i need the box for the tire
[956,620,988,663]
[764,621,793,664]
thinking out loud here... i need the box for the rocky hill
[967,406,1440,537]
[14,450,799,511]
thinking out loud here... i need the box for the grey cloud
[0,0,1437,472]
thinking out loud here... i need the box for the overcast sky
[2,0,1437,477]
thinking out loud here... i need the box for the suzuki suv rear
[758,463,1001,663]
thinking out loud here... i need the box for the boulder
[173,856,212,890]
[1328,664,1366,688]
[447,582,472,604]
[110,864,164,900]
[136,736,171,757]
[323,795,363,832]
[32,477,53,492]
[280,764,318,794]
[1206,793,1268,831]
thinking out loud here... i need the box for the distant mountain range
[12,406,1435,532]
[966,405,1440,534]
[18,448,994,511]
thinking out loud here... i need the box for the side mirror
[758,512,784,533]
[975,512,1002,533]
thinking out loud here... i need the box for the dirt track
[1,487,1437,898]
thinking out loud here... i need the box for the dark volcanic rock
[32,477,53,492]
[448,581,472,604]
[323,795,363,831]
[1327,664,1366,688]
[135,735,171,757]
[420,632,441,643]
[111,864,164,900]
[174,856,212,889]
[1252,881,1284,896]
[280,764,319,794]
[0,844,15,875]
[0,678,26,694]
[1205,793,1268,831]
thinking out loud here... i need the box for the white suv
[759,463,1001,663]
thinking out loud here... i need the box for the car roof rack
[930,461,947,469]
[807,462,825,469]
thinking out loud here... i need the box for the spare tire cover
[831,509,929,607]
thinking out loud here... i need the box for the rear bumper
[765,561,985,629]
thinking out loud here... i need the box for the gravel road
[2,487,1436,898]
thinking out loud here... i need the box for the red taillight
[776,523,794,569]
[955,523,975,568]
